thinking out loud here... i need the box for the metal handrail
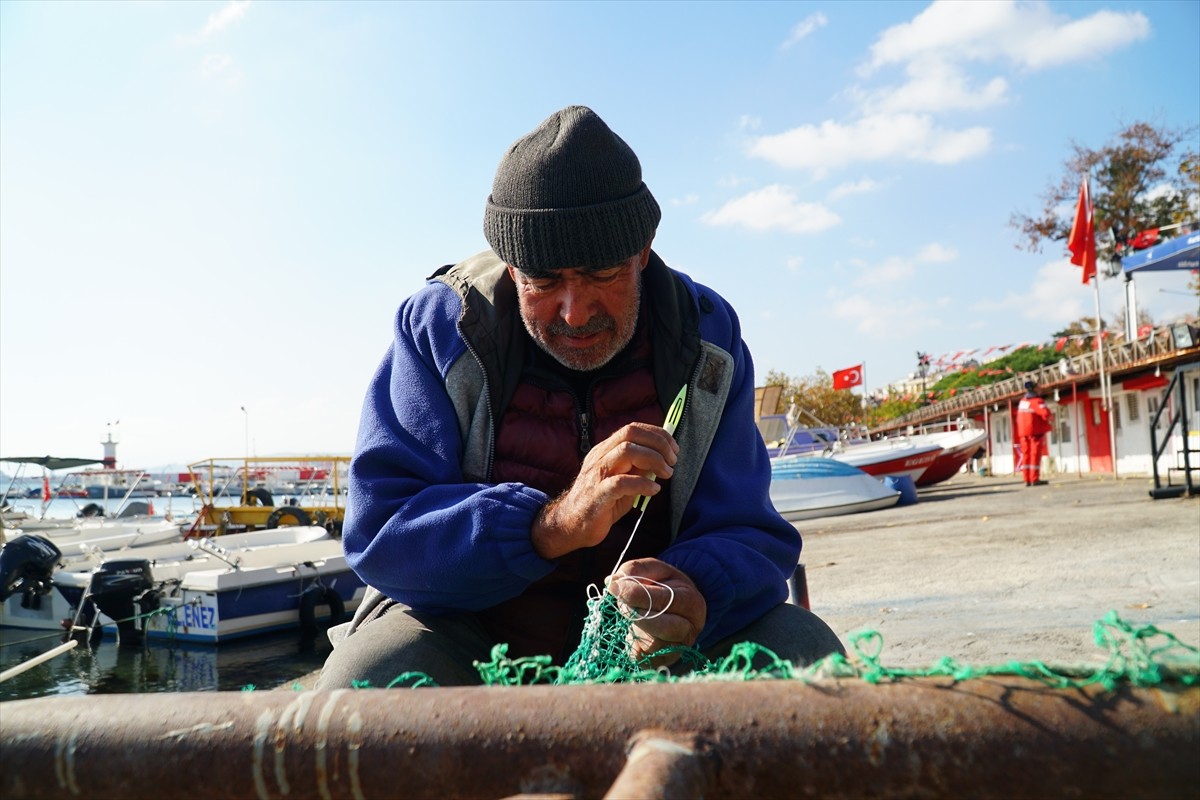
[876,331,1196,432]
[1149,361,1199,498]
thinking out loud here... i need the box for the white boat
[775,438,942,484]
[49,526,364,644]
[0,518,187,629]
[5,514,184,550]
[769,457,901,521]
[907,426,988,487]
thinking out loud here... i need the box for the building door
[1085,396,1113,473]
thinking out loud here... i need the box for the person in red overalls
[1016,380,1053,486]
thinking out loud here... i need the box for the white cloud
[781,12,828,50]
[748,113,991,174]
[857,255,916,285]
[200,53,234,77]
[917,242,958,262]
[828,178,882,201]
[700,185,841,234]
[853,242,958,286]
[786,256,805,272]
[863,0,1149,74]
[738,115,762,131]
[671,193,700,207]
[717,174,753,189]
[972,258,1090,323]
[831,293,938,337]
[198,0,250,39]
[855,57,1009,114]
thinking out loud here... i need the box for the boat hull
[912,429,988,487]
[769,458,902,521]
[18,527,363,642]
[56,567,366,644]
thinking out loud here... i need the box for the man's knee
[704,603,845,668]
[317,606,491,689]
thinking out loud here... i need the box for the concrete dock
[802,472,1199,669]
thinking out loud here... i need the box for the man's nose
[558,284,594,328]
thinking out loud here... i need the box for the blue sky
[2,0,1197,470]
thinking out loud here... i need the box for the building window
[1113,401,1121,431]
[1126,393,1140,422]
[1057,418,1071,444]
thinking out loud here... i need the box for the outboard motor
[84,559,158,647]
[0,535,62,609]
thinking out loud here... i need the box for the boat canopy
[0,456,106,471]
[1121,229,1200,273]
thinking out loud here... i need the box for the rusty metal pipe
[603,730,713,800]
[1,678,1196,799]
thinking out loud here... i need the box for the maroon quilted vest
[480,323,672,662]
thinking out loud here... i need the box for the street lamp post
[240,406,250,459]
[240,406,249,501]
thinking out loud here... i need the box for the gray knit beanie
[484,105,661,276]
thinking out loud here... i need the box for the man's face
[508,247,647,372]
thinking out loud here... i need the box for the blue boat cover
[771,456,869,480]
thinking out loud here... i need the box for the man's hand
[532,423,679,560]
[608,558,706,668]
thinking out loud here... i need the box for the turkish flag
[1067,176,1097,284]
[832,364,863,390]
[1130,228,1160,250]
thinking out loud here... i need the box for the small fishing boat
[0,517,186,630]
[51,526,363,644]
[769,458,901,521]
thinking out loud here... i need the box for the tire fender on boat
[242,487,274,507]
[299,585,345,636]
[265,506,312,529]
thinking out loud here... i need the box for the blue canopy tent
[1118,228,1198,341]
[1121,230,1200,273]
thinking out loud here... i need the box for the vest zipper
[578,410,591,458]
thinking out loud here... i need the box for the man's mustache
[547,315,615,337]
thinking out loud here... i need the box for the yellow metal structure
[184,455,350,537]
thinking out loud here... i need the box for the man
[319,106,843,688]
[1016,380,1053,486]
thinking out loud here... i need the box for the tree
[762,369,864,427]
[1011,121,1198,277]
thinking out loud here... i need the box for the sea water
[0,626,332,700]
[0,495,334,700]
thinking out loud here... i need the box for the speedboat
[908,427,988,487]
[775,438,941,483]
[769,458,901,521]
[50,526,364,644]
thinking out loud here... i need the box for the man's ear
[506,264,519,282]
[637,239,654,271]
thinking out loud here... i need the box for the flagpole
[862,361,868,418]
[1092,273,1118,478]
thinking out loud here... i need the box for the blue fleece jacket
[342,251,800,649]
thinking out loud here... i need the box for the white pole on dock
[0,639,78,684]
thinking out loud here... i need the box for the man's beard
[521,280,641,372]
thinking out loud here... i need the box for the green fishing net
[355,602,1199,691]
